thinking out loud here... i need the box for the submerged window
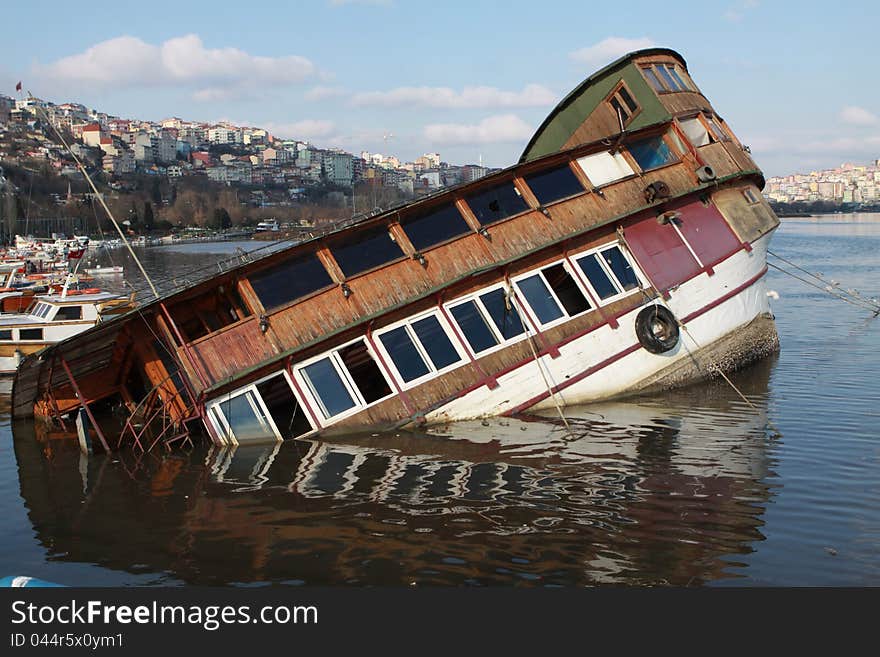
[465,182,529,226]
[256,374,312,439]
[250,253,333,311]
[575,245,641,301]
[607,82,640,126]
[576,151,635,187]
[330,224,404,278]
[627,135,677,171]
[524,165,585,205]
[55,305,83,320]
[217,390,277,443]
[400,204,472,251]
[378,312,463,385]
[300,339,393,420]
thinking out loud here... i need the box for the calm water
[0,215,878,586]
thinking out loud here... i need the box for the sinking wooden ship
[11,48,780,451]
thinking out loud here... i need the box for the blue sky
[1,0,877,176]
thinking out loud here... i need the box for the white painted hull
[424,231,775,423]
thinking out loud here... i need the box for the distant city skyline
[1,0,877,176]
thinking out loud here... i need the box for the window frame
[639,63,697,94]
[521,162,588,208]
[207,379,289,446]
[372,308,467,389]
[575,150,637,188]
[293,337,395,423]
[444,282,530,359]
[605,80,642,128]
[569,242,646,306]
[625,133,680,173]
[511,258,594,331]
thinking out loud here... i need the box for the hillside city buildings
[0,93,496,210]
[765,160,880,205]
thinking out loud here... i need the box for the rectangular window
[299,339,393,420]
[641,65,666,93]
[216,390,277,443]
[576,151,635,187]
[656,64,685,91]
[679,117,711,147]
[664,65,689,92]
[400,204,472,251]
[574,245,641,302]
[627,135,677,171]
[0,330,11,340]
[448,286,526,355]
[330,224,404,278]
[704,115,729,142]
[523,164,585,206]
[377,312,463,385]
[449,301,498,355]
[515,262,594,328]
[607,81,640,127]
[742,188,760,204]
[478,288,525,341]
[55,305,83,320]
[464,181,529,226]
[250,253,333,311]
[20,328,43,340]
[516,274,564,325]
[256,374,313,439]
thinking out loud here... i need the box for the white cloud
[840,106,878,126]
[569,37,656,68]
[351,84,556,109]
[424,114,533,145]
[263,120,336,140]
[36,34,316,97]
[304,85,347,101]
[724,0,760,22]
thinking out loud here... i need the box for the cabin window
[464,181,529,226]
[515,262,592,327]
[377,312,463,385]
[679,117,712,147]
[0,330,11,340]
[523,164,585,206]
[20,328,43,340]
[400,204,472,251]
[704,114,730,142]
[330,224,404,278]
[607,82,640,126]
[55,305,83,320]
[574,245,641,302]
[299,339,393,420]
[256,374,313,439]
[31,303,52,318]
[576,151,635,187]
[169,282,253,343]
[249,253,333,311]
[641,63,695,93]
[641,66,666,93]
[215,389,277,443]
[448,286,525,355]
[627,135,677,172]
[742,188,760,204]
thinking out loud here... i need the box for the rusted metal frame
[59,356,111,453]
[562,241,620,329]
[362,321,417,417]
[284,358,324,431]
[434,291,498,390]
[158,302,210,392]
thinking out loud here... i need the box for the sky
[1,0,877,177]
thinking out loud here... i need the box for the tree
[211,207,231,230]
[151,178,162,207]
[143,201,154,231]
[127,200,140,232]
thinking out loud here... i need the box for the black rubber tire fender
[634,305,680,354]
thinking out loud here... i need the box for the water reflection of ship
[10,357,778,585]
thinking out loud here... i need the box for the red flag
[15,81,22,92]
[67,249,84,260]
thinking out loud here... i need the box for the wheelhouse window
[330,224,404,278]
[627,135,678,172]
[514,262,592,327]
[54,305,83,320]
[641,63,696,93]
[464,181,529,226]
[250,253,333,312]
[377,312,463,385]
[573,245,641,302]
[576,150,635,187]
[607,81,640,126]
[400,204,472,251]
[299,339,393,420]
[30,303,52,318]
[448,286,525,355]
[523,164,585,206]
